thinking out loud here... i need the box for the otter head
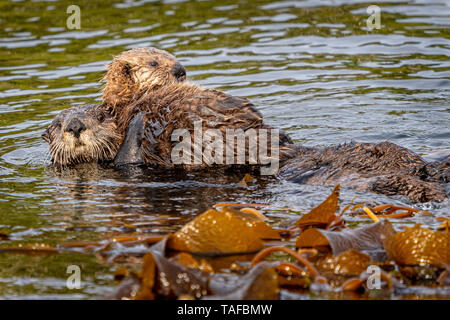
[42,104,121,166]
[102,47,186,112]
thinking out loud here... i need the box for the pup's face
[42,105,121,166]
[102,47,186,109]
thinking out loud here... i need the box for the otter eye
[150,61,158,67]
[97,113,105,123]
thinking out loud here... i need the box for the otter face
[102,47,186,109]
[42,105,121,166]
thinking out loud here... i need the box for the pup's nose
[65,118,86,138]
[171,62,186,81]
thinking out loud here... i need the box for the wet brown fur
[115,82,292,169]
[43,104,121,166]
[279,142,448,202]
[43,100,448,202]
[102,47,185,116]
[44,48,448,203]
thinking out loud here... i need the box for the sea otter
[102,47,187,116]
[42,47,448,202]
[43,98,448,203]
[279,142,448,203]
[42,104,120,165]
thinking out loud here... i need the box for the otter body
[42,47,448,203]
[112,82,292,171]
[44,103,448,203]
[279,142,448,203]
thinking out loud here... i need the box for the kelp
[110,237,279,300]
[73,186,450,298]
[383,224,449,267]
[166,207,280,255]
[316,249,371,276]
[296,220,396,255]
[2,184,448,299]
[295,185,342,230]
[170,252,214,273]
[0,243,58,256]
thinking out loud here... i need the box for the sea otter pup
[42,104,120,165]
[102,47,187,116]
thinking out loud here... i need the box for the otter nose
[171,62,186,81]
[65,118,86,138]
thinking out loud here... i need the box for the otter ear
[42,127,50,143]
[123,63,131,76]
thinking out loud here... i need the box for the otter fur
[42,47,448,203]
[113,82,293,170]
[102,47,186,116]
[43,98,448,203]
[42,104,120,166]
[279,142,448,203]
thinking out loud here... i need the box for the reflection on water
[0,0,449,299]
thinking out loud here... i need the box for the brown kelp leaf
[383,225,449,266]
[207,262,279,300]
[134,253,157,300]
[170,252,214,273]
[238,173,255,186]
[166,208,280,255]
[151,251,211,299]
[316,250,371,276]
[145,239,277,300]
[296,185,340,229]
[295,228,331,250]
[437,217,450,230]
[0,233,9,240]
[296,220,396,255]
[0,243,58,255]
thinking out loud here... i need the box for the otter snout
[171,62,186,82]
[65,118,86,138]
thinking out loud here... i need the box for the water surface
[0,0,449,299]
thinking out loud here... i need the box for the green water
[0,0,449,299]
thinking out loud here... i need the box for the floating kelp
[295,185,343,230]
[110,238,279,300]
[383,224,449,267]
[316,249,371,276]
[166,207,281,255]
[296,220,396,255]
[351,203,431,220]
[2,184,448,299]
[0,243,58,256]
[170,252,214,273]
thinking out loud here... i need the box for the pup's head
[102,47,186,111]
[42,104,121,166]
